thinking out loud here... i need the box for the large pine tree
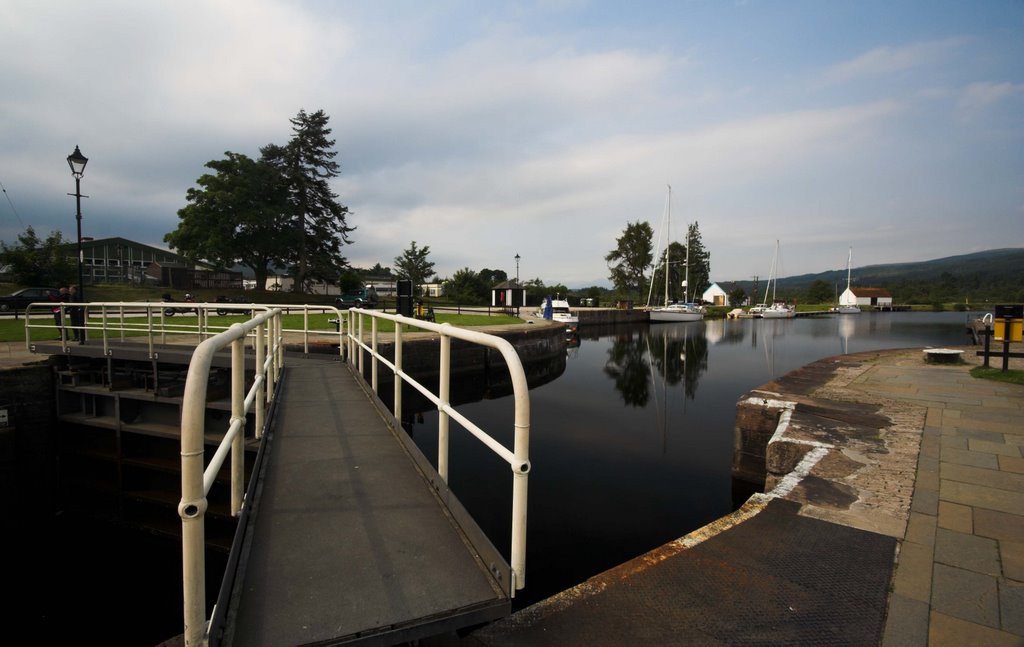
[263,109,354,292]
[685,221,710,300]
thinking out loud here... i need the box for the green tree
[165,151,290,292]
[806,279,834,304]
[393,241,435,295]
[651,241,687,303]
[728,286,748,307]
[606,221,653,299]
[263,109,354,291]
[0,226,76,286]
[444,267,488,304]
[684,222,710,300]
[366,263,392,277]
[479,268,508,286]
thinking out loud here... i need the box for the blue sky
[2,0,1021,287]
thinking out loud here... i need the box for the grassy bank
[0,308,522,344]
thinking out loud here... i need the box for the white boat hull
[761,305,795,319]
[835,306,860,314]
[650,306,704,322]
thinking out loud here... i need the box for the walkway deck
[215,355,511,646]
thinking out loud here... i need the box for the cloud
[823,38,965,85]
[955,81,1024,121]
[1,2,1021,288]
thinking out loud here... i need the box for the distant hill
[725,248,1024,303]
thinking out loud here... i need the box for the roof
[74,236,216,270]
[851,287,893,298]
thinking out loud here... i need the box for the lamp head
[67,145,88,177]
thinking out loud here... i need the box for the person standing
[68,284,85,343]
[50,286,69,338]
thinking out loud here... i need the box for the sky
[2,1,1022,288]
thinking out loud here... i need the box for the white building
[840,287,893,308]
[702,282,730,306]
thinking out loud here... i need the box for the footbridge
[25,302,531,646]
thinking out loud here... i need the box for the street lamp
[515,253,520,285]
[67,145,88,302]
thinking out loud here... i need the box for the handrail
[345,307,531,595]
[179,308,284,647]
[22,301,348,360]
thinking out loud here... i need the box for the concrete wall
[0,361,58,530]
[576,308,649,327]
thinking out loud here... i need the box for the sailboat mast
[665,185,671,306]
[763,240,778,305]
[846,247,852,292]
[772,240,779,303]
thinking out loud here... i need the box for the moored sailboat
[648,186,705,323]
[753,240,794,319]
[834,247,861,314]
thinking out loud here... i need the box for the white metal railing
[179,308,284,647]
[23,301,348,359]
[345,307,531,596]
[21,300,530,638]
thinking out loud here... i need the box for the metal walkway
[213,354,510,646]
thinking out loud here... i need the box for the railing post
[371,316,378,392]
[393,322,403,423]
[106,306,114,357]
[180,356,210,647]
[256,321,266,439]
[267,315,277,401]
[438,330,451,483]
[303,307,310,355]
[231,333,245,515]
[511,422,530,592]
[357,313,364,375]
[277,312,284,380]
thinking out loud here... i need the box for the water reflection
[603,324,710,407]
[603,329,651,406]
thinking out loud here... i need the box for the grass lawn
[970,365,1024,385]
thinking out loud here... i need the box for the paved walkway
[872,346,1024,646]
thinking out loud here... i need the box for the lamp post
[515,253,520,285]
[67,145,89,302]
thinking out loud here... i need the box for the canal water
[22,311,977,644]
[401,310,978,611]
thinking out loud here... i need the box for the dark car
[335,286,379,309]
[0,286,59,313]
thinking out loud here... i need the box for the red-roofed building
[840,286,893,308]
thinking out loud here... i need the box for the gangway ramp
[214,355,511,646]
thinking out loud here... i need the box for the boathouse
[702,282,730,306]
[841,286,893,308]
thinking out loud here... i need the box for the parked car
[0,286,59,313]
[335,286,379,309]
